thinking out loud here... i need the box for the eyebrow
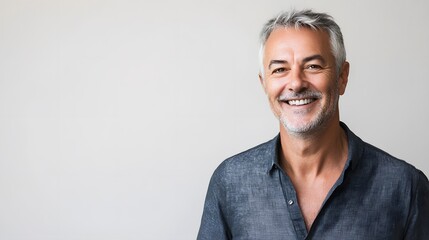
[268,60,287,70]
[302,54,326,65]
[268,54,326,70]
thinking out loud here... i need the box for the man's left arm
[403,170,429,240]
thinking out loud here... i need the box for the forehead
[263,27,332,63]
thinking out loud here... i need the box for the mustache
[278,90,323,101]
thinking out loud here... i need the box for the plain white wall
[0,0,428,239]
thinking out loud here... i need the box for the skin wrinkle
[260,28,345,138]
[268,54,327,71]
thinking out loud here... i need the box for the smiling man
[197,9,429,240]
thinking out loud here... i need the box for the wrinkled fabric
[198,122,429,240]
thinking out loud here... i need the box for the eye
[306,64,322,70]
[272,68,286,74]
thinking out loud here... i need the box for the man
[197,9,429,240]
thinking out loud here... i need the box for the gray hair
[259,9,346,76]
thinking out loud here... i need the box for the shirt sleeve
[403,170,429,240]
[197,168,231,240]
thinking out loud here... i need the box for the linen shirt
[197,123,429,240]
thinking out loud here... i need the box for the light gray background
[0,0,428,239]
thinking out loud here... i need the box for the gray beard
[279,89,339,138]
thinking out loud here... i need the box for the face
[259,27,349,136]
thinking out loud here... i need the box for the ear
[338,61,349,95]
[259,73,267,94]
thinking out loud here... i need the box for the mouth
[278,91,323,107]
[286,98,316,106]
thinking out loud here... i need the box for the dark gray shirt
[197,123,429,239]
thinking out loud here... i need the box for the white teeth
[288,99,314,106]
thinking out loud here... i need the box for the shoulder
[343,121,427,193]
[362,141,421,177]
[209,136,278,185]
[358,140,429,195]
[342,121,423,181]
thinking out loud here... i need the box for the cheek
[265,80,285,100]
[325,82,340,105]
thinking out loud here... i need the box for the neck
[279,118,348,179]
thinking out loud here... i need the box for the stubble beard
[278,87,339,137]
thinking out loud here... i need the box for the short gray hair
[259,9,346,76]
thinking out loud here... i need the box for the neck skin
[278,112,348,180]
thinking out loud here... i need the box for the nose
[287,67,308,92]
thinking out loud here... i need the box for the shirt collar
[266,122,364,174]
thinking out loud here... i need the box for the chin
[284,122,318,135]
[279,114,328,136]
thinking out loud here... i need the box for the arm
[403,170,429,240]
[197,169,230,240]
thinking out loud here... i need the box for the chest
[294,184,331,230]
[225,174,408,240]
[288,171,341,230]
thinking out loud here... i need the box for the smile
[287,98,315,106]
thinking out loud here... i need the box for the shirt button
[288,200,294,205]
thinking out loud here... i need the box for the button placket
[278,169,308,239]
